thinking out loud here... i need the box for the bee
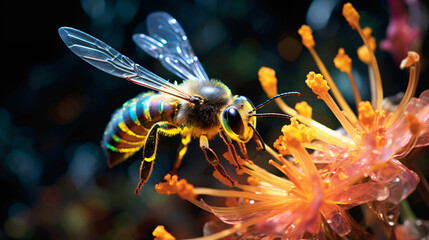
[59,12,298,195]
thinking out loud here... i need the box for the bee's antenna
[248,122,266,151]
[249,92,300,113]
[250,113,292,119]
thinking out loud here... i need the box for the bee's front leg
[219,129,243,173]
[199,135,236,187]
[135,122,179,196]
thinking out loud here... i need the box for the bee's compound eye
[223,107,244,135]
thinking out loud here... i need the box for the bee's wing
[132,11,210,82]
[58,27,193,101]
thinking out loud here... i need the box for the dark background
[1,0,428,239]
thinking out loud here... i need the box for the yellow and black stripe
[102,92,177,167]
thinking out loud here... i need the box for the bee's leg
[171,134,191,175]
[253,133,264,151]
[199,135,236,187]
[238,142,250,161]
[135,122,179,196]
[219,130,243,173]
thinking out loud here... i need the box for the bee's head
[220,95,256,142]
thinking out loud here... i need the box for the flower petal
[369,160,419,204]
[327,181,389,208]
[321,204,351,236]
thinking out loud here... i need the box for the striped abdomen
[102,92,177,167]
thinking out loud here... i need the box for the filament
[346,71,362,108]
[307,47,359,125]
[368,65,377,109]
[321,94,360,144]
[386,66,418,128]
[356,25,383,111]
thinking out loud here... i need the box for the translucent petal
[203,221,237,240]
[367,200,401,226]
[388,91,429,150]
[327,181,389,208]
[255,200,321,237]
[320,204,351,236]
[369,160,419,204]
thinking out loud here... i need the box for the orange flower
[263,1,429,227]
[153,2,428,239]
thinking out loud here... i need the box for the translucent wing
[133,11,210,82]
[58,27,193,101]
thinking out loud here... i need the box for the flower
[152,2,429,239]
[154,152,388,239]
[264,2,429,228]
[379,0,421,64]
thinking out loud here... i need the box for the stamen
[267,159,305,193]
[306,72,360,144]
[305,71,330,97]
[357,45,371,64]
[153,225,175,240]
[334,48,352,73]
[342,3,360,30]
[285,143,322,196]
[324,94,361,144]
[277,96,355,147]
[295,101,312,118]
[358,101,375,130]
[155,174,196,199]
[368,65,377,109]
[298,25,359,125]
[298,25,315,48]
[400,51,420,69]
[356,27,383,110]
[347,72,362,108]
[386,52,420,128]
[258,67,278,98]
[276,124,322,159]
[342,2,383,110]
[334,48,363,108]
[258,67,355,148]
[357,28,376,65]
[289,118,315,143]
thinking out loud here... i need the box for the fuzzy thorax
[174,79,233,139]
